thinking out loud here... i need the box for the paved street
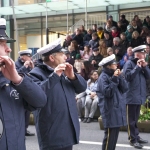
[26,121,150,150]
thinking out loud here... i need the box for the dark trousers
[126,104,141,143]
[102,127,120,150]
[55,146,73,150]
[25,110,30,133]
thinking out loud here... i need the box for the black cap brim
[0,37,16,43]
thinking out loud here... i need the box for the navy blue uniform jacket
[29,64,87,150]
[15,57,32,73]
[123,59,150,104]
[97,68,128,128]
[0,73,47,150]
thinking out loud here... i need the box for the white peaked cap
[37,38,61,55]
[132,45,147,53]
[18,49,32,55]
[98,54,116,66]
[0,18,6,26]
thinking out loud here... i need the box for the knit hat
[75,54,81,59]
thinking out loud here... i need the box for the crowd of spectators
[63,14,150,122]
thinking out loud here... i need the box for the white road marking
[79,141,150,149]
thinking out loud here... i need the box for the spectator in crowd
[133,15,143,29]
[63,35,72,49]
[117,21,124,33]
[99,40,108,57]
[80,45,92,61]
[83,28,92,45]
[83,70,99,123]
[103,31,113,47]
[92,24,97,33]
[145,44,150,66]
[140,26,150,42]
[125,25,133,42]
[105,20,113,33]
[145,35,150,46]
[97,54,128,150]
[119,47,133,69]
[130,31,143,48]
[97,27,104,39]
[89,48,103,70]
[111,26,120,38]
[108,15,117,27]
[72,28,83,47]
[68,40,79,59]
[112,37,124,61]
[119,14,129,32]
[131,20,141,34]
[80,25,87,37]
[15,49,35,137]
[120,32,129,52]
[74,54,82,74]
[143,16,150,30]
[89,32,99,49]
[80,60,94,81]
[123,45,149,149]
[107,47,114,56]
[30,38,87,150]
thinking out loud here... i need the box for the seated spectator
[140,26,150,42]
[76,92,86,122]
[120,32,129,52]
[145,44,150,66]
[80,60,94,81]
[146,35,150,46]
[105,20,113,33]
[83,70,99,123]
[131,19,141,34]
[80,25,87,37]
[80,45,92,61]
[92,24,97,33]
[111,26,120,38]
[99,40,108,57]
[63,35,72,49]
[97,27,104,39]
[117,21,124,33]
[125,25,133,42]
[103,30,113,47]
[83,28,92,45]
[72,28,83,47]
[119,47,133,69]
[112,37,124,61]
[133,15,143,29]
[89,32,99,49]
[89,48,103,70]
[74,54,82,74]
[68,40,79,59]
[119,14,129,32]
[143,16,150,30]
[108,15,117,27]
[130,31,143,48]
[107,47,114,56]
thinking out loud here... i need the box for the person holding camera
[97,54,128,150]
[123,45,150,149]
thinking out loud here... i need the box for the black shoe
[130,142,143,149]
[25,131,35,136]
[87,118,92,123]
[83,118,88,123]
[138,138,148,144]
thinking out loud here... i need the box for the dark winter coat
[89,39,99,49]
[123,59,150,104]
[29,64,87,150]
[97,68,128,128]
[0,73,46,150]
[15,57,32,73]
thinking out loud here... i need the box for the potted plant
[137,99,150,133]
